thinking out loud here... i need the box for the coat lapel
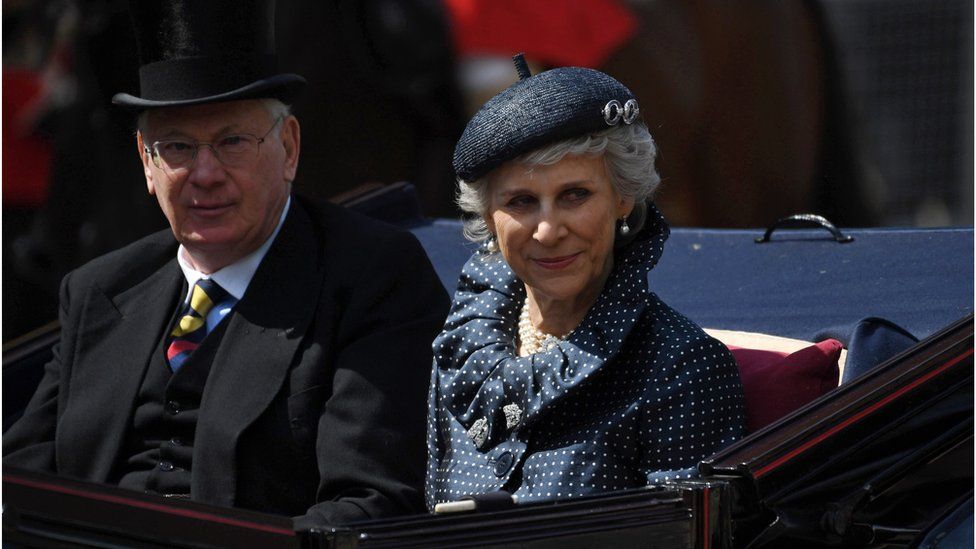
[193,201,325,506]
[58,257,183,481]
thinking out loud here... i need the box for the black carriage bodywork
[4,316,971,548]
[706,315,973,548]
[3,184,973,548]
[308,315,974,549]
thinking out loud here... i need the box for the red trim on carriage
[753,347,973,479]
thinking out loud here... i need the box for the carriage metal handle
[755,214,854,243]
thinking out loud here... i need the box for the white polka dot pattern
[425,204,746,509]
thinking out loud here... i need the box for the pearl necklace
[518,298,572,356]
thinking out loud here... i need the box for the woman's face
[485,154,634,305]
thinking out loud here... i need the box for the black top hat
[453,54,641,182]
[111,0,305,111]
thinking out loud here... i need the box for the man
[3,0,450,529]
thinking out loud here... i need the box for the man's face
[138,99,300,273]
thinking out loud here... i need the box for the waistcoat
[114,293,231,497]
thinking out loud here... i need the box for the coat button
[158,461,175,472]
[494,452,515,477]
[165,401,181,415]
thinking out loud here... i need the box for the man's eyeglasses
[144,116,283,170]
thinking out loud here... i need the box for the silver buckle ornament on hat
[603,99,640,126]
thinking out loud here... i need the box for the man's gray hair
[457,122,661,242]
[137,98,291,136]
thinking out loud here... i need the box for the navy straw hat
[453,54,641,181]
[111,0,305,112]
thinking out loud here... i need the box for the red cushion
[729,339,842,432]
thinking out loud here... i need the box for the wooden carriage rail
[3,467,729,549]
[2,320,59,366]
[304,486,704,549]
[3,466,298,548]
[701,314,974,482]
[3,321,60,430]
[2,472,729,549]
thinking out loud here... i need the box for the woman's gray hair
[457,122,661,243]
[137,98,291,135]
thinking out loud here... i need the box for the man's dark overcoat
[4,196,451,527]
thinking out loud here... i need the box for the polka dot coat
[425,204,746,509]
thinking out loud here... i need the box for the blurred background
[3,0,973,341]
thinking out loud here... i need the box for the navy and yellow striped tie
[166,279,231,372]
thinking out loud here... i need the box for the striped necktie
[166,279,232,372]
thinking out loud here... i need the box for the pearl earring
[619,217,630,235]
[486,237,499,252]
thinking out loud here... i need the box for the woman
[426,56,745,509]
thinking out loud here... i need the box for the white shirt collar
[176,196,291,302]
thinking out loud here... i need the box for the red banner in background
[3,68,52,208]
[443,0,637,68]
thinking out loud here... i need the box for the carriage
[4,183,972,548]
